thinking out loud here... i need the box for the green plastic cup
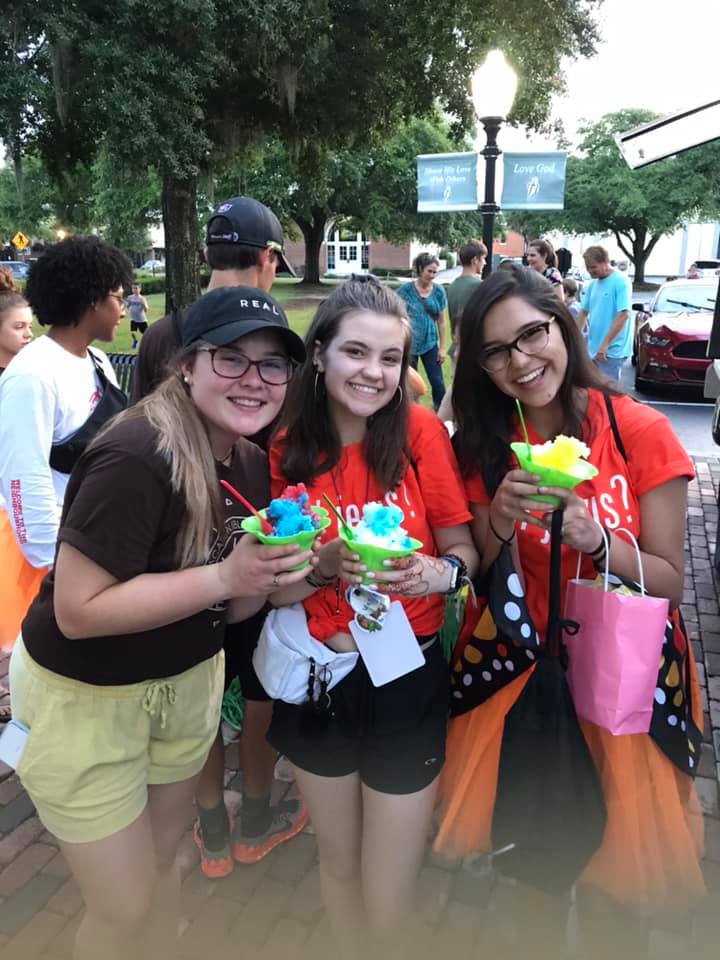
[240,506,331,570]
[338,527,423,584]
[511,441,598,505]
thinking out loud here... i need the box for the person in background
[126,283,150,349]
[0,237,130,652]
[686,263,701,280]
[527,238,565,301]
[396,252,448,410]
[562,276,582,327]
[0,267,34,678]
[130,196,305,879]
[0,266,32,374]
[446,239,487,365]
[577,244,633,381]
[11,286,312,960]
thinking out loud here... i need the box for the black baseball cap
[205,196,296,276]
[182,287,306,363]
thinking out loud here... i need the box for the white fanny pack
[252,604,359,705]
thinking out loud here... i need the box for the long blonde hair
[97,348,223,568]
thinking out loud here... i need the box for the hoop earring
[314,371,323,399]
[390,384,403,410]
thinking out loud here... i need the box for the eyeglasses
[478,321,552,373]
[108,294,125,306]
[197,347,296,385]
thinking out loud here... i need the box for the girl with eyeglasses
[0,238,130,654]
[267,277,478,958]
[10,286,313,960]
[435,266,703,958]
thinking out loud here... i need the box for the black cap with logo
[205,196,295,277]
[182,287,306,363]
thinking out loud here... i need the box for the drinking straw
[515,398,531,458]
[220,479,274,534]
[321,493,354,539]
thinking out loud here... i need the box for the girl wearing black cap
[10,287,310,960]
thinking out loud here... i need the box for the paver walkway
[0,459,718,959]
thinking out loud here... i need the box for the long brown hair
[0,267,27,323]
[279,277,412,490]
[452,265,620,496]
[94,345,223,568]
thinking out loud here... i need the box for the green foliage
[507,109,720,280]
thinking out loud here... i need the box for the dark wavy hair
[25,236,132,327]
[279,277,412,490]
[412,251,439,276]
[452,265,620,496]
[529,238,558,270]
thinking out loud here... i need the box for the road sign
[616,100,720,169]
[11,232,29,250]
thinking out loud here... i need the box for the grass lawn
[29,278,451,407]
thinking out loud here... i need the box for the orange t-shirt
[269,404,473,641]
[464,390,694,640]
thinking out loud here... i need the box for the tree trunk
[614,228,660,286]
[161,172,200,313]
[295,207,327,284]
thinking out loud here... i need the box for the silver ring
[272,574,281,587]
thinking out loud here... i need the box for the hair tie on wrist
[489,516,516,546]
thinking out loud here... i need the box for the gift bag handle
[574,524,645,596]
[615,527,645,596]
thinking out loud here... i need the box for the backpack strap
[603,393,628,463]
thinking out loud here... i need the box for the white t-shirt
[0,336,118,568]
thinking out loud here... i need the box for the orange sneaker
[232,798,309,865]
[193,815,235,879]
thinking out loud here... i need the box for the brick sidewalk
[0,460,719,959]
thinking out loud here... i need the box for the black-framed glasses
[478,321,552,373]
[197,346,296,385]
[107,293,125,306]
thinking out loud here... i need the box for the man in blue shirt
[577,245,633,380]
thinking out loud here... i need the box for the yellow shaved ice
[530,435,591,473]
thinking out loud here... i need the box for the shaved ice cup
[240,506,331,570]
[510,441,598,506]
[338,527,423,585]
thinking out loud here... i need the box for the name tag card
[349,600,425,686]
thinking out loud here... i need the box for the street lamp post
[471,51,518,278]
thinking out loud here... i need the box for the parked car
[633,278,718,391]
[139,259,165,272]
[2,261,29,281]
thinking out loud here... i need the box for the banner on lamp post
[416,152,478,212]
[500,152,567,210]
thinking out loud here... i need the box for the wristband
[305,568,337,589]
[489,516,516,546]
[440,553,468,595]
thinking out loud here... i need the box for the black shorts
[223,611,270,702]
[267,638,449,794]
[130,320,148,333]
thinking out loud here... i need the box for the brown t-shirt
[129,310,183,403]
[22,413,269,685]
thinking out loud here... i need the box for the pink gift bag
[563,527,669,736]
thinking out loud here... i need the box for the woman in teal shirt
[397,253,448,409]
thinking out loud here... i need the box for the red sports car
[634,278,718,390]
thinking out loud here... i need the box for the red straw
[220,479,274,534]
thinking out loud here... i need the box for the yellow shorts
[10,637,224,844]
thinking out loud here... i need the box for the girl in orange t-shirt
[437,265,703,958]
[268,277,477,955]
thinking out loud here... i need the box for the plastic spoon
[321,493,354,540]
[515,398,531,459]
[220,480,274,535]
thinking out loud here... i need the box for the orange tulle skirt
[435,664,705,913]
[0,510,47,651]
